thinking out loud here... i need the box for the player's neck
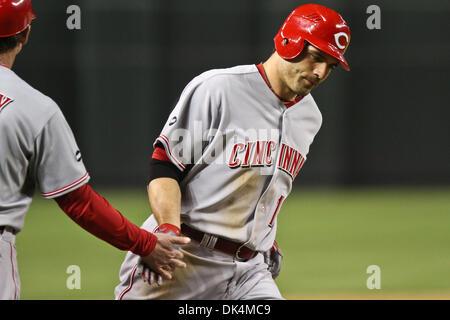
[0,46,21,69]
[263,56,298,102]
[0,53,15,69]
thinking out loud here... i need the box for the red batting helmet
[274,4,351,71]
[0,0,36,37]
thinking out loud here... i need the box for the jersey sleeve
[34,110,90,199]
[154,79,221,171]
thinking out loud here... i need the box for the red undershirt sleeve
[152,145,171,162]
[148,146,185,183]
[54,184,157,257]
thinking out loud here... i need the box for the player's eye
[310,53,321,62]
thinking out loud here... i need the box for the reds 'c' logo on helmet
[334,32,350,50]
[274,4,351,71]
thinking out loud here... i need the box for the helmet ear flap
[274,32,305,60]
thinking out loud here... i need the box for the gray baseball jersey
[115,64,322,300]
[154,64,322,252]
[0,65,90,232]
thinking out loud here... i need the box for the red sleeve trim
[41,172,90,198]
[156,135,186,170]
[54,184,157,257]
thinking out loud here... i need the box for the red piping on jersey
[41,172,90,198]
[158,135,186,170]
[0,63,10,69]
[256,63,303,108]
[118,263,139,300]
[269,195,285,227]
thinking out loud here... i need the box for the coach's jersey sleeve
[154,78,222,171]
[34,109,90,199]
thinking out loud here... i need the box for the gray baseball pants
[115,215,283,300]
[0,227,20,300]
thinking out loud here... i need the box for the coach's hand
[139,224,188,285]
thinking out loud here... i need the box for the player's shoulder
[0,67,60,115]
[197,65,258,80]
[186,65,259,91]
[0,68,63,138]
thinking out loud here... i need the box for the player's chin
[293,82,314,96]
[295,86,313,97]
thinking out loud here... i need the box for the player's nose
[313,62,328,81]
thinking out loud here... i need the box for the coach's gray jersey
[155,64,322,252]
[0,66,89,232]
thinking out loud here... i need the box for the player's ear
[17,26,31,46]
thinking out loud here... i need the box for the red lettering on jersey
[251,140,267,167]
[277,143,305,180]
[289,150,303,177]
[241,141,255,167]
[229,141,306,178]
[228,143,245,167]
[282,145,293,171]
[278,143,286,167]
[293,157,306,179]
[228,140,278,169]
[0,93,13,112]
[265,140,276,166]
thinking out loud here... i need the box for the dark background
[14,0,450,188]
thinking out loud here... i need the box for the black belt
[181,224,256,261]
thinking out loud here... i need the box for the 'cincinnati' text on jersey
[228,140,306,180]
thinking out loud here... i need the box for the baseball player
[115,4,351,299]
[0,0,189,300]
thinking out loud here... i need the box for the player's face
[280,44,339,97]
